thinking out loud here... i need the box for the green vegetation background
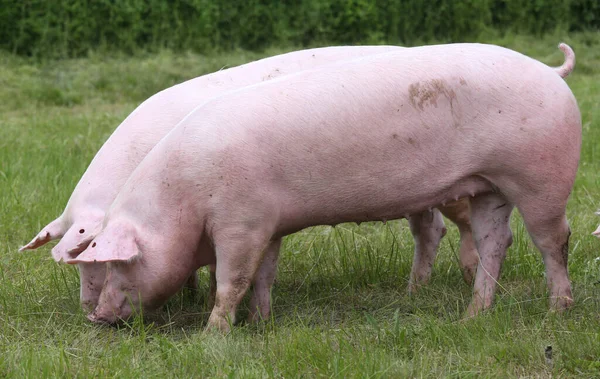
[0,30,599,378]
[1,0,599,58]
[2,1,600,377]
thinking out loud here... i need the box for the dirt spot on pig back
[408,79,456,111]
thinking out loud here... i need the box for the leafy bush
[0,0,597,58]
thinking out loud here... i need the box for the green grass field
[1,33,600,377]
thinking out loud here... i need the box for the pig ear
[19,218,65,251]
[50,226,95,263]
[66,226,141,264]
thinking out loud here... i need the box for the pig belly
[275,175,493,236]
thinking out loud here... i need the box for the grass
[1,32,600,377]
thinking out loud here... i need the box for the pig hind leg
[516,201,573,311]
[407,209,447,293]
[248,238,281,323]
[439,198,479,285]
[465,193,514,317]
[207,228,272,332]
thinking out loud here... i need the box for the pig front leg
[207,228,272,332]
[206,240,281,323]
[407,209,447,293]
[465,193,514,317]
[439,198,479,285]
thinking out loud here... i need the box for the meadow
[1,33,600,377]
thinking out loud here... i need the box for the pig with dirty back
[69,43,580,331]
[21,45,479,311]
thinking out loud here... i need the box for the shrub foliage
[0,0,598,58]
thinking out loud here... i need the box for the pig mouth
[87,311,116,325]
[87,310,129,326]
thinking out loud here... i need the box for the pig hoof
[205,321,231,334]
[463,309,477,319]
[407,281,421,295]
[463,300,486,319]
[247,310,270,324]
[407,276,429,294]
[206,315,233,333]
[247,313,260,324]
[462,309,479,320]
[549,296,574,312]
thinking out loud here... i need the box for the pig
[20,45,478,311]
[67,42,580,331]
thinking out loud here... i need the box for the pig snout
[86,310,126,326]
[87,302,133,325]
[86,310,114,325]
[87,284,135,325]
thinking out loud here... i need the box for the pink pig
[69,42,580,331]
[20,45,476,311]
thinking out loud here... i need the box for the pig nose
[87,311,116,325]
[87,312,100,323]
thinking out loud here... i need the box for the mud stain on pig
[409,79,462,128]
[409,79,457,110]
[262,68,282,81]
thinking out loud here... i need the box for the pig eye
[92,242,97,247]
[79,229,85,234]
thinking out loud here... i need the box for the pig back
[127,43,581,234]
